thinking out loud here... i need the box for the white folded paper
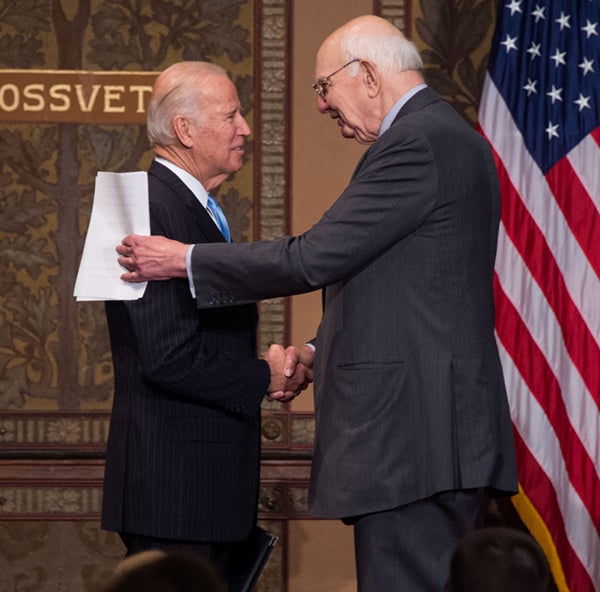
[74,171,149,301]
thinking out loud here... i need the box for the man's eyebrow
[224,106,243,117]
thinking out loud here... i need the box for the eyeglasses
[312,58,361,99]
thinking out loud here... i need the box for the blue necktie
[206,195,231,242]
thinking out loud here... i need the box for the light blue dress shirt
[379,84,428,136]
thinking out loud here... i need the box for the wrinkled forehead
[314,36,342,79]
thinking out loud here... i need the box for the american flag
[477,1,600,591]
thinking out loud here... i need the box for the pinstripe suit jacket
[102,161,270,541]
[188,88,518,518]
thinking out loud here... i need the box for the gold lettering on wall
[0,70,157,123]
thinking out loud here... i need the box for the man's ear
[172,115,193,148]
[361,60,380,97]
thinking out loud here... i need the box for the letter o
[0,84,19,112]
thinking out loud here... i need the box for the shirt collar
[379,83,428,137]
[154,156,208,207]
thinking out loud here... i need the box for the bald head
[316,15,423,80]
[326,15,404,47]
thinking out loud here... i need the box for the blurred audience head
[448,527,552,592]
[104,550,227,592]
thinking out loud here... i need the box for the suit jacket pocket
[323,360,407,431]
[336,360,405,371]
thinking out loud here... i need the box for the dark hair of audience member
[104,551,227,592]
[448,527,553,592]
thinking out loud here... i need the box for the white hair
[147,62,228,147]
[340,25,423,76]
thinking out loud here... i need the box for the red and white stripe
[478,74,600,592]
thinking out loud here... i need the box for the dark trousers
[120,526,263,592]
[352,489,490,592]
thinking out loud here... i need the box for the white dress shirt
[153,157,220,297]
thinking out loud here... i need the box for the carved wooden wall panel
[0,1,299,590]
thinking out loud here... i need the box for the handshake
[263,343,315,402]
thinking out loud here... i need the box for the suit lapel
[148,160,226,243]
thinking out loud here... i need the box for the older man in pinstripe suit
[102,62,310,589]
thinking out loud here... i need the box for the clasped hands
[264,343,315,403]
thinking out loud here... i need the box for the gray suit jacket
[190,88,518,519]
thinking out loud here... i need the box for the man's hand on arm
[264,344,314,403]
[117,234,189,282]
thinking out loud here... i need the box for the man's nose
[238,115,251,135]
[317,96,329,114]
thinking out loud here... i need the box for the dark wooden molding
[0,456,312,521]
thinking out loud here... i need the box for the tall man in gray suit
[116,17,518,591]
[102,61,310,589]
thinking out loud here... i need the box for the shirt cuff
[186,244,196,298]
